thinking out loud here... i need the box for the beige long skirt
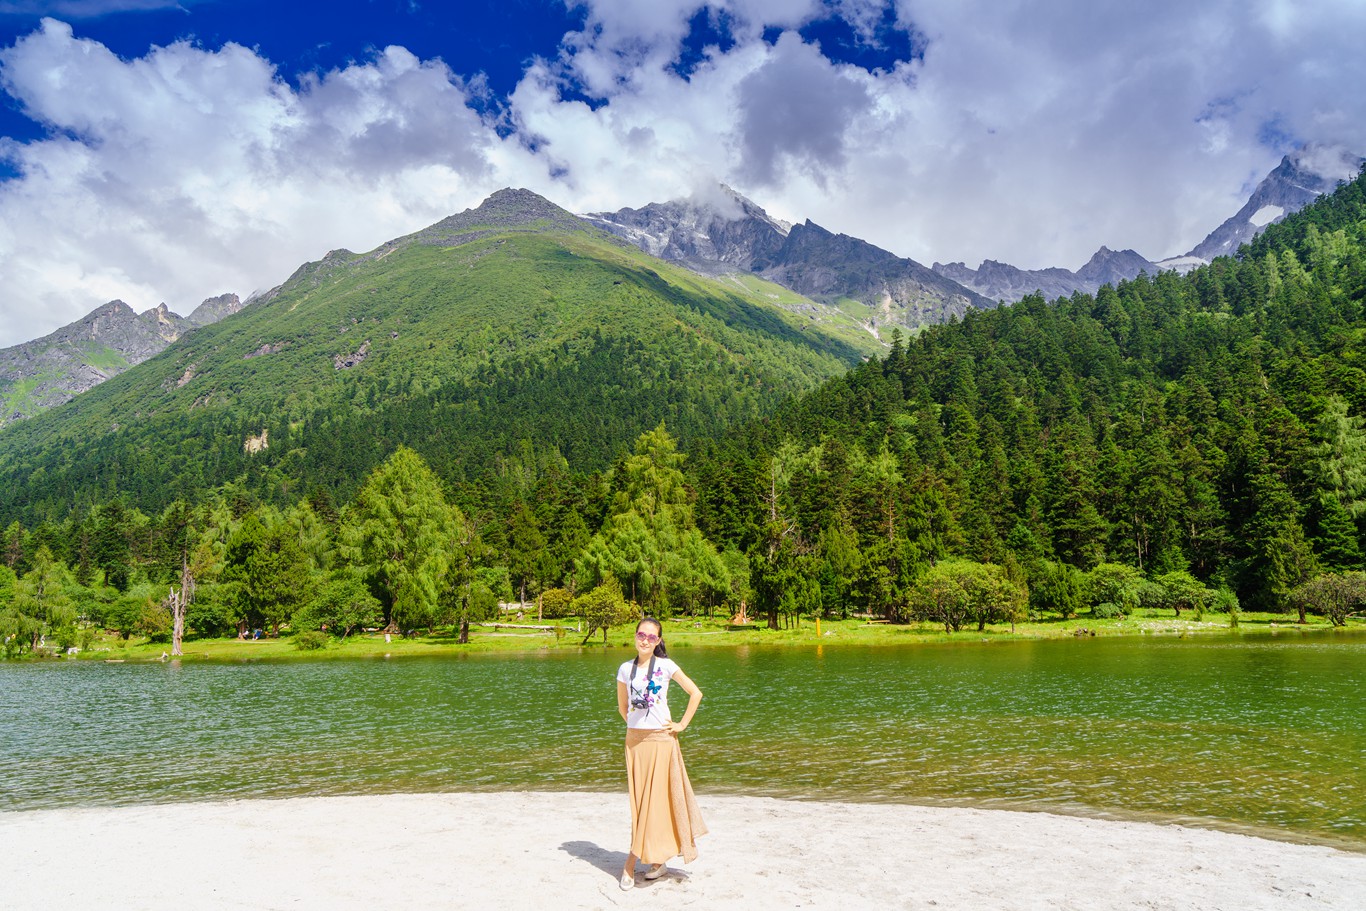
[624,727,708,864]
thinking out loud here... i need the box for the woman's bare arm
[662,669,702,734]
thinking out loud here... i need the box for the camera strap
[631,655,656,717]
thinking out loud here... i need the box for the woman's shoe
[620,871,635,890]
[644,863,668,880]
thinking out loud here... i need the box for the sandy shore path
[2,792,1361,910]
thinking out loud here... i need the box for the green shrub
[1152,571,1214,619]
[1091,601,1124,619]
[1216,585,1241,628]
[292,630,329,651]
[1210,587,1239,613]
[539,587,574,619]
[908,559,1028,633]
[468,581,501,623]
[137,600,172,643]
[573,577,638,644]
[1086,564,1143,614]
[294,577,381,638]
[186,584,241,639]
[1290,572,1366,627]
[108,583,161,639]
[1029,560,1085,619]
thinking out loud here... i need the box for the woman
[615,616,707,889]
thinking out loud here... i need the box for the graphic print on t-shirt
[618,656,679,729]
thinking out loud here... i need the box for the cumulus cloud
[860,0,1366,268]
[1,0,1364,346]
[732,32,874,187]
[0,18,512,345]
[546,0,1366,269]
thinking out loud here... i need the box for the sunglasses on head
[635,631,660,644]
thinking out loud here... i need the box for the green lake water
[2,632,1362,848]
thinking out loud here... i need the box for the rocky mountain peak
[419,187,589,246]
[1,291,240,426]
[1189,144,1365,261]
[188,293,243,327]
[931,246,1156,303]
[931,144,1363,303]
[583,185,792,275]
[1076,247,1155,285]
[589,188,993,331]
[705,184,793,234]
[141,302,182,342]
[89,299,135,319]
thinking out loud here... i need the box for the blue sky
[0,0,1363,346]
[0,1,585,146]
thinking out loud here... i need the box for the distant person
[615,616,707,889]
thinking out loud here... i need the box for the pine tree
[1310,396,1366,517]
[578,424,722,612]
[3,521,24,570]
[1310,494,1364,571]
[1239,470,1317,614]
[1043,420,1109,568]
[507,502,552,607]
[344,447,464,633]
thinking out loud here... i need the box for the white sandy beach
[1,792,1361,910]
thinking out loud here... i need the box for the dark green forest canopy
[690,167,1366,611]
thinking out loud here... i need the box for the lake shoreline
[35,610,1362,664]
[3,792,1362,910]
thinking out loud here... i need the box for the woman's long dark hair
[637,616,667,658]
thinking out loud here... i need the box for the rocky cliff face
[1189,146,1366,261]
[0,293,239,426]
[1075,246,1156,287]
[584,187,791,275]
[587,186,994,336]
[187,292,244,327]
[766,220,995,327]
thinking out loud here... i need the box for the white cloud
[541,0,1366,270]
[0,19,508,346]
[1,1,1364,346]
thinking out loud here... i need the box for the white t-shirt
[617,656,680,729]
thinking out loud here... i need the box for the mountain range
[0,294,241,426]
[584,187,996,331]
[3,150,1363,629]
[930,144,1365,302]
[0,188,878,518]
[2,144,1360,431]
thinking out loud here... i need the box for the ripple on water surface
[1,634,1362,848]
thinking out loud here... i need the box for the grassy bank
[48,609,1359,663]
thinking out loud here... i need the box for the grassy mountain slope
[0,190,877,520]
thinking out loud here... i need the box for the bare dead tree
[168,551,195,657]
